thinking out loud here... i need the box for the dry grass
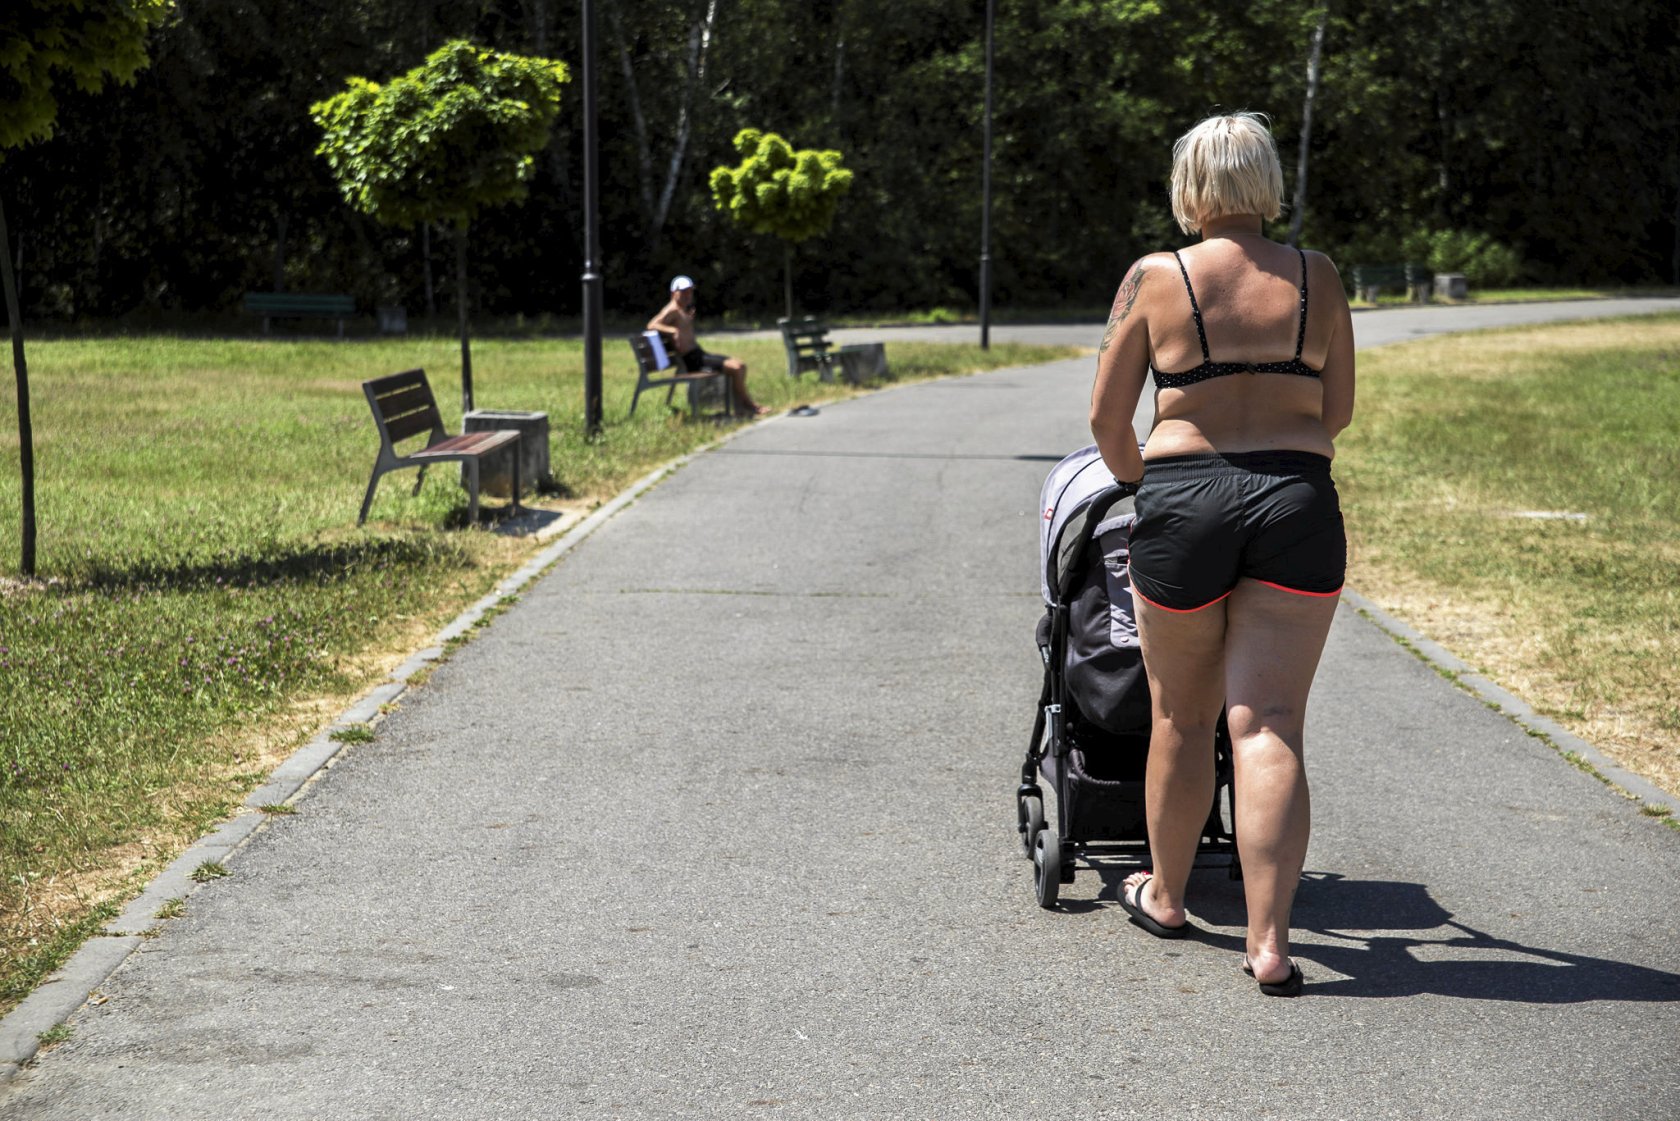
[1340,316,1680,797]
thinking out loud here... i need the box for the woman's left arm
[1089,257,1157,483]
[1315,253,1356,439]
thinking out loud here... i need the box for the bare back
[1090,230,1354,486]
[1144,238,1352,458]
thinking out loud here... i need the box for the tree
[312,39,569,412]
[0,0,175,577]
[709,128,853,319]
[608,0,721,247]
[1287,6,1329,247]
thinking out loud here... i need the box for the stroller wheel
[1032,831,1062,909]
[1017,794,1045,859]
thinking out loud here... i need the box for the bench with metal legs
[359,368,522,526]
[626,332,733,418]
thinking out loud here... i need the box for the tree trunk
[456,220,473,415]
[652,0,720,235]
[1433,1,1450,224]
[0,197,37,577]
[783,242,794,320]
[608,7,657,219]
[1288,8,1328,248]
[831,5,847,134]
[528,0,550,52]
[1672,184,1679,286]
[423,223,437,321]
[272,212,289,291]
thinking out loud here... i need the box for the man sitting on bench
[647,275,769,416]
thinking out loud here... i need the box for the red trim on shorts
[1252,579,1344,598]
[1131,585,1233,614]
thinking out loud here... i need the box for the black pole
[581,0,604,436]
[0,198,35,577]
[979,0,994,350]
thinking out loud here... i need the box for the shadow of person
[1088,866,1680,1003]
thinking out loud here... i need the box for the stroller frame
[1016,479,1240,908]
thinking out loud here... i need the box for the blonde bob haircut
[1169,112,1285,234]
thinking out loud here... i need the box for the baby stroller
[1017,445,1239,908]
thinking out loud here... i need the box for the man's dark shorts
[680,348,728,373]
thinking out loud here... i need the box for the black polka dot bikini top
[1151,248,1321,389]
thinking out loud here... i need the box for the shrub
[1403,228,1525,287]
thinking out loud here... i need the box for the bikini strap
[1172,251,1211,362]
[1294,247,1309,361]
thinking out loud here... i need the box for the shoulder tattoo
[1098,262,1148,357]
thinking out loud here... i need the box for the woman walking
[1088,112,1354,996]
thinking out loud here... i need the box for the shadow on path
[1079,866,1680,1004]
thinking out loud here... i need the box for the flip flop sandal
[1121,874,1190,940]
[1242,957,1304,997]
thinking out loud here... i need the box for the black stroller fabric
[1062,507,1152,737]
[1023,445,1236,876]
[1035,448,1154,842]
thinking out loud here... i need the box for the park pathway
[4,298,1679,1119]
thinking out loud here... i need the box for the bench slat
[365,368,428,397]
[244,292,355,315]
[410,431,521,459]
[375,385,436,422]
[385,409,443,445]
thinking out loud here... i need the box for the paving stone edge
[1341,589,1678,819]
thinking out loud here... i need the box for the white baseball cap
[670,275,695,291]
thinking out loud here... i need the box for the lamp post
[581,0,604,436]
[979,0,994,350]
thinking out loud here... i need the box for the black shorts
[680,347,728,374]
[1128,451,1346,613]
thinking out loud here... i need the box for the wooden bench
[358,368,522,526]
[1350,264,1431,304]
[778,316,838,382]
[778,317,889,384]
[626,331,733,418]
[244,292,357,336]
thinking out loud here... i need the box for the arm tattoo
[1098,262,1147,357]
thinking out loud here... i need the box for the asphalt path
[5,299,1679,1119]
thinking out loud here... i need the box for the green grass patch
[189,861,229,883]
[0,331,1074,1015]
[155,897,186,919]
[329,724,375,745]
[36,1023,73,1047]
[1339,314,1680,796]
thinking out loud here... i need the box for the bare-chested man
[647,275,768,416]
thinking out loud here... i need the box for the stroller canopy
[1039,444,1120,607]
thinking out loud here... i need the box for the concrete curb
[0,414,777,1083]
[1341,589,1678,818]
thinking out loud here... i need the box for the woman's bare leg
[1222,579,1338,985]
[1128,596,1228,928]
